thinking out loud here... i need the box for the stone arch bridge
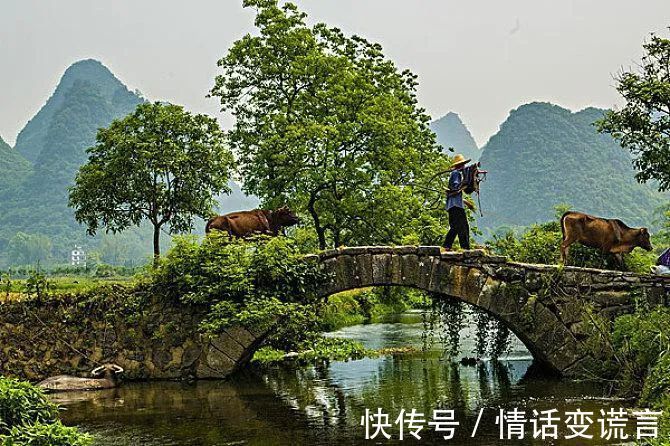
[5,247,669,382]
[308,246,670,376]
[198,246,670,379]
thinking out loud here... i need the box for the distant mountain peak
[478,101,664,231]
[430,112,480,160]
[14,59,139,163]
[59,59,125,92]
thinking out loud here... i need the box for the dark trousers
[443,207,470,249]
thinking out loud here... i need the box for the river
[58,310,627,445]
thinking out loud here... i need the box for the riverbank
[252,287,429,365]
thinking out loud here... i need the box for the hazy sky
[1,0,668,147]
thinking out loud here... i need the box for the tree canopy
[69,102,235,261]
[211,0,449,249]
[597,31,670,191]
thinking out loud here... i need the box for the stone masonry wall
[0,285,267,381]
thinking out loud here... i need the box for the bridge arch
[309,246,670,377]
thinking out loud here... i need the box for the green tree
[211,0,447,249]
[597,31,670,191]
[69,102,235,263]
[7,232,52,265]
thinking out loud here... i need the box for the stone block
[440,251,464,262]
[549,341,585,373]
[591,291,633,307]
[401,255,420,286]
[481,255,508,264]
[356,254,374,287]
[368,246,394,254]
[393,245,419,255]
[336,255,359,291]
[319,249,339,260]
[338,246,369,256]
[476,277,502,311]
[210,334,245,360]
[441,265,470,299]
[426,257,444,293]
[390,255,403,284]
[462,249,486,258]
[416,246,441,256]
[372,254,392,285]
[417,256,434,290]
[224,326,256,349]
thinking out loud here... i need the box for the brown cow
[560,211,652,267]
[205,206,300,237]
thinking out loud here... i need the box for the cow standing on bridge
[560,211,653,267]
[205,206,300,238]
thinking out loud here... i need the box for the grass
[0,275,135,302]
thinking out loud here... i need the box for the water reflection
[59,313,621,445]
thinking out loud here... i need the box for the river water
[58,311,628,445]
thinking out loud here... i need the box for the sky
[1,0,669,147]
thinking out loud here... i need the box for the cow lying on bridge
[205,206,300,237]
[560,211,653,267]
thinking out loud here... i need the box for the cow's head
[271,206,300,228]
[637,228,653,251]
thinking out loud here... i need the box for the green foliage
[24,269,49,300]
[610,306,670,395]
[478,102,666,232]
[0,378,57,434]
[2,421,92,446]
[641,351,670,408]
[0,376,91,445]
[597,30,670,191]
[253,337,369,365]
[211,0,448,249]
[69,102,235,260]
[151,233,327,335]
[0,137,30,200]
[6,234,52,266]
[473,311,512,360]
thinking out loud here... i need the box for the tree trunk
[308,194,327,250]
[152,225,161,267]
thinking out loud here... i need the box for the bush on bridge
[0,376,91,445]
[150,233,328,335]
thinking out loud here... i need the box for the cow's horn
[91,365,105,375]
[112,365,124,374]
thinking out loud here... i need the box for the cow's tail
[560,211,572,242]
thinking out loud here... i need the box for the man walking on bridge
[442,154,473,251]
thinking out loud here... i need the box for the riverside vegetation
[491,208,670,442]
[0,377,91,445]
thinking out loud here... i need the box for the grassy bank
[253,286,429,366]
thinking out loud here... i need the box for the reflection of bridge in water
[202,247,670,379]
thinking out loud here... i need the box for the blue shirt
[446,170,464,210]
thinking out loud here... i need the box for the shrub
[0,377,57,434]
[0,377,91,445]
[150,233,328,334]
[2,421,92,446]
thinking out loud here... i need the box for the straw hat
[451,153,470,168]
